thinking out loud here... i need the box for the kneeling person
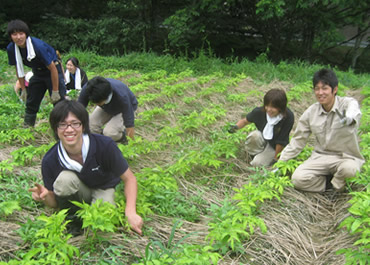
[78,76,138,143]
[29,100,143,235]
[229,89,294,166]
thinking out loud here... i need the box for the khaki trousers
[90,106,124,141]
[245,130,275,166]
[291,152,362,192]
[53,170,115,205]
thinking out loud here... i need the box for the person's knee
[250,156,271,167]
[53,170,81,197]
[337,161,358,178]
[247,130,262,142]
[103,127,122,141]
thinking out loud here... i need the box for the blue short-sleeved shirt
[7,37,57,75]
[78,78,138,128]
[42,134,129,191]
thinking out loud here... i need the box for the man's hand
[228,124,239,133]
[126,212,143,235]
[29,183,49,202]
[336,109,353,125]
[20,89,27,102]
[51,91,61,103]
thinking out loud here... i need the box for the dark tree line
[1,0,369,71]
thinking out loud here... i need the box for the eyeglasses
[57,122,82,130]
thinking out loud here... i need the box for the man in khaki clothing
[279,68,364,192]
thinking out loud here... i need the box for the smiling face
[11,31,27,48]
[66,60,77,74]
[265,104,280,118]
[314,81,337,111]
[57,112,84,152]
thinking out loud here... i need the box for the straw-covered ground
[0,70,365,264]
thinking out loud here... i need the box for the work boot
[24,113,37,127]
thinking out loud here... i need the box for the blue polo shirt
[79,78,138,128]
[7,37,57,75]
[246,106,294,148]
[42,134,128,191]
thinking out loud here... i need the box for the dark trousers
[25,63,66,115]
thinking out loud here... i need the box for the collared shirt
[42,134,128,191]
[79,78,138,128]
[280,96,364,164]
[7,36,57,75]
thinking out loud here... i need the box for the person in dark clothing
[29,100,143,235]
[229,89,294,166]
[6,19,66,126]
[65,57,88,91]
[78,76,138,142]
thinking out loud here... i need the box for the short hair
[49,100,90,140]
[66,57,80,68]
[7,19,30,38]
[85,76,112,103]
[263,89,288,115]
[313,68,338,92]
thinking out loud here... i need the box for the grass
[0,49,369,264]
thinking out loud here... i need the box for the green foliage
[0,201,21,218]
[207,171,292,254]
[133,220,221,265]
[336,189,370,265]
[18,210,79,265]
[0,128,35,144]
[11,143,54,166]
[73,199,120,238]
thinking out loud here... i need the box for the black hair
[313,68,338,93]
[85,76,112,103]
[263,89,288,116]
[66,57,80,68]
[7,19,30,38]
[49,100,90,140]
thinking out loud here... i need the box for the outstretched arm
[120,168,143,235]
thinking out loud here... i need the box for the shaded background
[1,0,369,72]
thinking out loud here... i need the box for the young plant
[21,209,79,265]
[0,201,21,218]
[72,199,120,240]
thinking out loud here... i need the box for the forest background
[0,0,369,264]
[1,0,369,73]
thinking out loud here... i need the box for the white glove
[336,109,353,126]
[20,89,27,102]
[340,116,353,125]
[51,91,61,103]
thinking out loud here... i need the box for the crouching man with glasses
[29,100,143,236]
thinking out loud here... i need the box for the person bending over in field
[29,100,143,235]
[279,69,364,193]
[6,19,66,127]
[228,89,294,166]
[78,76,138,144]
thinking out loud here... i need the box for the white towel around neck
[262,113,283,140]
[15,37,36,78]
[57,134,90,172]
[65,68,82,90]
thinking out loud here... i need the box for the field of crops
[0,50,369,264]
